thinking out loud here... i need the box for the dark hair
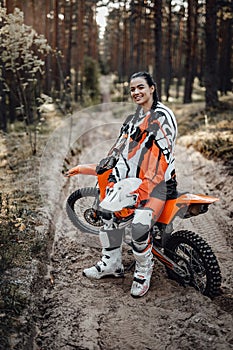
[130,71,159,109]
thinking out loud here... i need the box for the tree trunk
[218,9,232,95]
[164,0,172,101]
[129,0,136,76]
[65,0,73,78]
[44,0,52,94]
[75,0,84,102]
[122,1,128,79]
[0,62,7,131]
[154,0,162,100]
[205,0,219,108]
[183,0,198,103]
[53,0,61,93]
[175,13,185,99]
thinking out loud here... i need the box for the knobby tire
[66,187,102,235]
[165,230,221,297]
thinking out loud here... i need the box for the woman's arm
[65,164,97,177]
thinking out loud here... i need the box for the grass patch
[0,118,53,348]
[175,95,233,169]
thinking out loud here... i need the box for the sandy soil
[33,102,233,350]
[1,76,232,349]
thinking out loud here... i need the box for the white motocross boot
[130,244,154,298]
[83,247,124,279]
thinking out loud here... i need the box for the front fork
[152,245,188,279]
[151,224,190,280]
[124,240,189,279]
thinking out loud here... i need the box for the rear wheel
[66,187,103,235]
[165,230,221,297]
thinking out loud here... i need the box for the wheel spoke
[175,243,207,293]
[66,187,103,234]
[74,197,102,227]
[165,230,221,297]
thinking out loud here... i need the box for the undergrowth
[176,98,233,170]
[0,130,49,348]
[0,197,28,348]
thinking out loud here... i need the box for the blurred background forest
[0,0,232,133]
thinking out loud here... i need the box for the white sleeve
[111,154,128,181]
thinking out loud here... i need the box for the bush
[83,56,101,105]
[0,7,51,153]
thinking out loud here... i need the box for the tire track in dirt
[35,106,233,350]
[175,145,233,292]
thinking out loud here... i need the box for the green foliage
[0,7,50,103]
[83,56,101,105]
[0,7,51,153]
[0,197,28,348]
[177,98,233,169]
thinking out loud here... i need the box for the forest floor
[0,79,233,349]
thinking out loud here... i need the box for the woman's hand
[64,165,80,177]
[64,164,97,177]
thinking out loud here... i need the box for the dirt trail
[34,101,233,350]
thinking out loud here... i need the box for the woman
[69,72,178,298]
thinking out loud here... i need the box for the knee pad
[131,209,153,242]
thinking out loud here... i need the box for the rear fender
[157,193,219,224]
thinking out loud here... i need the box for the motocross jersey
[109,102,178,204]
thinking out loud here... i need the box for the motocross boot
[130,242,154,298]
[83,247,124,279]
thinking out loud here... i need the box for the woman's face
[130,77,154,110]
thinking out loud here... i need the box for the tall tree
[129,0,136,75]
[218,4,232,94]
[53,0,61,93]
[73,1,85,102]
[0,24,6,130]
[164,0,172,101]
[173,6,185,99]
[183,0,198,103]
[44,0,53,94]
[205,0,219,107]
[154,0,162,99]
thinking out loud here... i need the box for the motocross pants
[99,198,165,252]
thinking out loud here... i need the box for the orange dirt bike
[65,163,221,298]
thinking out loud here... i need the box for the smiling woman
[130,78,155,112]
[76,71,179,298]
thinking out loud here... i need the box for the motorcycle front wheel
[165,230,222,297]
[66,187,103,235]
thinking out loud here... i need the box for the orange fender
[157,193,219,224]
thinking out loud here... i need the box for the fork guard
[152,245,189,280]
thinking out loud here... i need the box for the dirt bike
[65,163,222,298]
